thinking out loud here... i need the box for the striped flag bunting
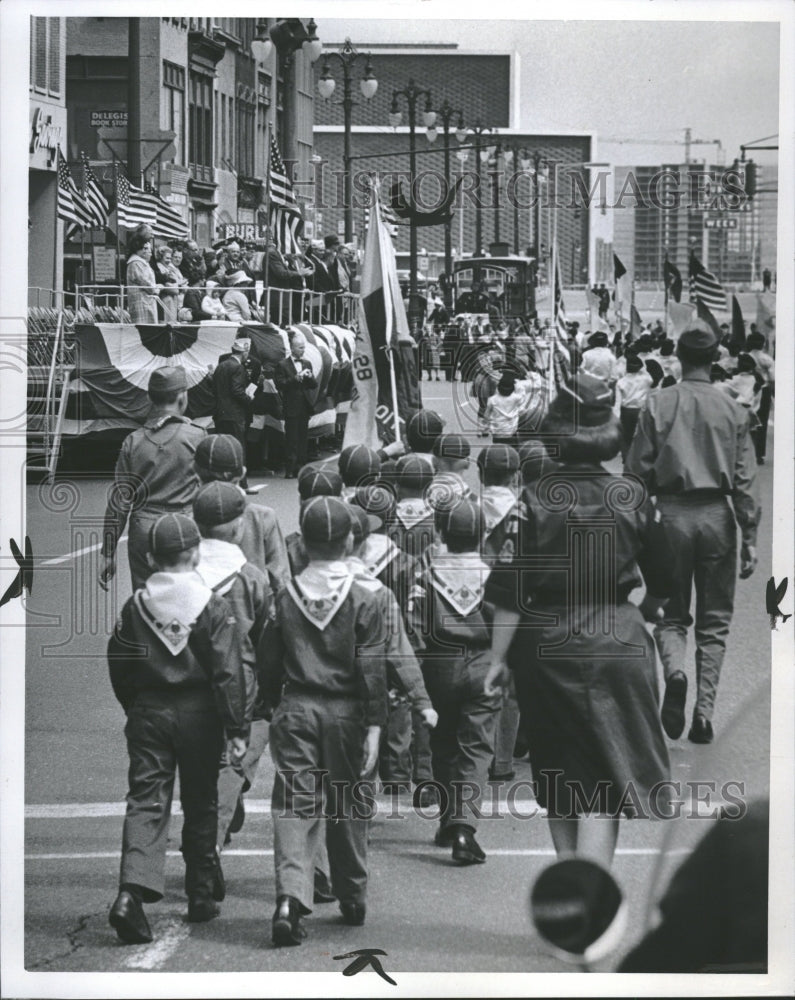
[689,252,727,311]
[267,135,304,255]
[57,151,93,229]
[81,152,109,229]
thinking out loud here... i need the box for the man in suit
[273,329,317,478]
[213,337,255,490]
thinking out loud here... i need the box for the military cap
[678,324,718,351]
[477,443,520,473]
[195,434,244,476]
[149,512,200,557]
[231,337,252,353]
[432,432,471,460]
[300,496,352,544]
[348,504,383,543]
[338,444,381,484]
[192,481,246,526]
[148,365,187,394]
[436,499,484,541]
[552,373,614,428]
[395,454,435,489]
[298,466,343,500]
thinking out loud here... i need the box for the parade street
[22,379,774,976]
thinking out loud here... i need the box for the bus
[453,254,537,321]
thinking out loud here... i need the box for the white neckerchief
[428,551,490,617]
[395,496,434,529]
[360,533,399,578]
[480,486,518,536]
[134,571,213,656]
[195,538,247,596]
[287,559,354,631]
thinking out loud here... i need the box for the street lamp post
[457,122,496,261]
[500,144,529,255]
[389,79,436,335]
[426,99,465,306]
[528,151,548,287]
[317,39,378,244]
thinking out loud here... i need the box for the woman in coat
[484,372,674,868]
[125,231,160,324]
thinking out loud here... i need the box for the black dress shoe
[212,851,226,902]
[433,824,456,847]
[451,829,486,866]
[313,867,336,904]
[272,895,307,947]
[229,796,246,835]
[688,712,714,744]
[339,900,366,926]
[187,895,220,923]
[109,890,153,944]
[661,670,688,740]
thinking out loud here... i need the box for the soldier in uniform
[626,324,760,744]
[99,366,205,594]
[107,513,249,943]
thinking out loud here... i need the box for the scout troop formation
[103,320,761,948]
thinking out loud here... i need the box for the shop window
[162,61,185,166]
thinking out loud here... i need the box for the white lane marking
[27,847,688,861]
[40,536,128,566]
[123,916,191,971]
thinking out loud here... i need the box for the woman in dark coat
[484,372,674,868]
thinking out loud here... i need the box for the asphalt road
[21,377,775,979]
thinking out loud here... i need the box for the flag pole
[375,177,401,444]
[664,255,669,336]
[113,161,122,287]
[263,122,272,323]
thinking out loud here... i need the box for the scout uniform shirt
[108,570,248,738]
[479,485,520,566]
[239,501,291,590]
[102,413,206,586]
[388,495,437,560]
[261,561,388,727]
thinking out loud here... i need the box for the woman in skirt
[484,372,674,867]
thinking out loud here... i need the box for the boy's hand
[98,555,116,592]
[421,707,438,729]
[360,726,381,777]
[229,737,247,762]
[638,594,669,623]
[484,659,509,697]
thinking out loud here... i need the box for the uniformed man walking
[99,366,206,593]
[626,324,759,744]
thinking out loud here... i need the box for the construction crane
[601,128,723,164]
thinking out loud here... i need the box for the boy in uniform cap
[406,409,445,467]
[193,434,289,589]
[613,353,653,461]
[427,433,473,517]
[388,454,436,561]
[346,507,438,791]
[626,324,759,744]
[261,497,389,944]
[338,444,382,500]
[406,499,500,864]
[284,466,344,576]
[107,513,249,943]
[192,482,275,856]
[100,366,205,593]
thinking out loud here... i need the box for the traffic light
[744,160,757,199]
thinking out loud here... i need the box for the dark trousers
[283,411,310,476]
[214,419,249,487]
[653,496,737,721]
[270,693,372,911]
[619,406,642,461]
[379,698,412,782]
[119,690,224,902]
[753,384,772,461]
[422,657,500,833]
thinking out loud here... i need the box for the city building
[312,43,593,285]
[612,161,777,287]
[29,16,67,294]
[60,16,317,288]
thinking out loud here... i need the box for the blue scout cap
[195,434,244,476]
[300,496,352,544]
[192,481,245,526]
[477,443,520,473]
[338,445,381,484]
[437,498,484,540]
[298,466,344,500]
[432,433,471,460]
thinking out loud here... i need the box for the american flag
[115,171,188,239]
[689,251,727,311]
[57,152,93,228]
[81,152,109,229]
[267,134,303,254]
